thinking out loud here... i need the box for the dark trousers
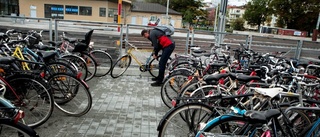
[158,43,175,82]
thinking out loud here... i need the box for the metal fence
[0,15,319,61]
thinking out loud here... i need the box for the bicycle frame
[127,47,152,67]
[11,45,30,70]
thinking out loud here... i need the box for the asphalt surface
[34,72,167,137]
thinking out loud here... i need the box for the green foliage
[144,0,207,24]
[269,0,320,32]
[243,0,271,30]
[231,18,245,31]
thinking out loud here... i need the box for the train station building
[0,0,182,28]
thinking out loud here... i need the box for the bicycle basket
[72,42,88,52]
[28,32,41,47]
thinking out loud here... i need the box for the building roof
[131,2,182,15]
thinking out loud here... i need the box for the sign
[293,31,301,36]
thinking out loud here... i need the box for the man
[141,28,175,86]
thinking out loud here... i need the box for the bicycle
[110,40,170,78]
[56,29,113,80]
[0,83,39,137]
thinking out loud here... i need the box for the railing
[0,15,319,61]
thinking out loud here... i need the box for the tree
[207,8,216,26]
[144,0,207,25]
[243,0,271,31]
[231,18,245,31]
[269,0,320,33]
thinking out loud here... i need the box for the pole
[214,5,218,32]
[316,12,320,30]
[166,0,170,25]
[117,0,122,32]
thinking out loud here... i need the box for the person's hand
[153,54,157,59]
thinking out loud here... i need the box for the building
[18,0,132,23]
[129,2,182,28]
[1,0,182,28]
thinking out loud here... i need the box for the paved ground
[34,70,168,137]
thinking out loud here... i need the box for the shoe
[151,81,162,87]
[151,77,158,81]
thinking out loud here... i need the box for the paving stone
[36,74,168,137]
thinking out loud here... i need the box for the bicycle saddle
[209,62,228,68]
[37,50,57,61]
[203,73,229,84]
[244,109,280,122]
[63,37,77,43]
[48,41,62,47]
[0,56,15,64]
[229,73,261,82]
[34,44,56,51]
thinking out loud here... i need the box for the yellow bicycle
[110,41,168,78]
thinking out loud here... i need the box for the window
[44,4,64,19]
[99,7,106,17]
[150,16,157,21]
[236,10,240,13]
[0,0,19,15]
[236,15,240,18]
[108,8,123,18]
[65,5,78,15]
[79,6,92,16]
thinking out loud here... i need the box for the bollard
[312,29,318,41]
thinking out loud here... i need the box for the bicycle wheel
[47,73,92,116]
[44,61,78,76]
[80,53,97,81]
[90,50,113,77]
[280,109,312,137]
[5,74,54,128]
[158,103,218,137]
[148,55,172,78]
[110,55,131,78]
[300,120,320,137]
[198,115,255,137]
[0,118,39,137]
[60,54,88,81]
[160,74,190,108]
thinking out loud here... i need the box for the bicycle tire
[90,50,113,77]
[161,73,190,108]
[60,54,88,80]
[148,55,172,78]
[158,103,217,137]
[300,120,320,137]
[0,118,39,137]
[47,73,92,116]
[43,61,78,77]
[280,108,312,137]
[56,58,79,73]
[110,55,131,78]
[80,53,97,81]
[5,74,54,128]
[198,115,255,137]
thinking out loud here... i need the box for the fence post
[191,29,194,46]
[294,40,303,60]
[119,24,124,58]
[49,19,52,41]
[54,20,58,42]
[125,24,129,53]
[247,35,252,50]
[185,30,190,55]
